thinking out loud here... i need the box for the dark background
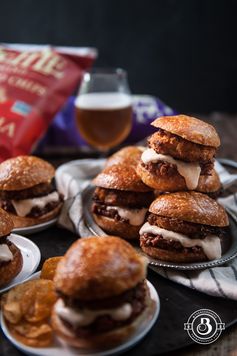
[1,0,237,113]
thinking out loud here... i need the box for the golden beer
[75,92,132,151]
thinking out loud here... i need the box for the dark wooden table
[1,113,237,356]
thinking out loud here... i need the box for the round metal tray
[83,185,237,270]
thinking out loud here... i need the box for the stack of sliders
[0,208,23,287]
[52,236,153,349]
[137,115,229,262]
[92,163,154,239]
[0,156,63,228]
[137,115,221,196]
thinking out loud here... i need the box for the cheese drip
[140,222,221,260]
[141,148,201,190]
[106,206,147,226]
[55,299,133,327]
[12,191,59,217]
[0,243,13,262]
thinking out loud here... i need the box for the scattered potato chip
[2,279,57,347]
[7,321,53,347]
[11,321,52,338]
[1,282,34,324]
[40,256,62,281]
[24,281,56,323]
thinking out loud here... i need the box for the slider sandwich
[0,208,23,287]
[139,192,229,262]
[52,236,152,349]
[0,156,63,228]
[137,115,220,192]
[92,164,155,239]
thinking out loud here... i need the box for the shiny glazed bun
[151,115,220,147]
[149,191,228,227]
[54,236,147,300]
[0,155,55,191]
[93,164,152,192]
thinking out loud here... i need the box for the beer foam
[75,92,132,110]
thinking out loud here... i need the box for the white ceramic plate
[0,234,41,294]
[83,185,237,271]
[13,218,58,235]
[1,273,160,356]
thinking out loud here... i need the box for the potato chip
[1,282,35,323]
[2,280,56,324]
[40,256,62,281]
[2,274,58,348]
[7,321,53,347]
[22,280,57,323]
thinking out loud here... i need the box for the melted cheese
[11,191,59,217]
[0,243,13,262]
[55,299,132,327]
[140,222,221,260]
[106,206,147,226]
[141,148,201,190]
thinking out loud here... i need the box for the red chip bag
[0,45,96,161]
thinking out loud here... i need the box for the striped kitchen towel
[55,159,237,300]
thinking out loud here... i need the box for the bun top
[54,236,147,300]
[0,208,13,237]
[105,146,144,168]
[0,156,55,191]
[197,169,221,193]
[151,115,220,147]
[149,191,228,226]
[93,164,152,192]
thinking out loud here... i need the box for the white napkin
[55,159,237,300]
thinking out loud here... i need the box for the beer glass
[75,68,132,151]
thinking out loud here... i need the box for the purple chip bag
[36,95,177,152]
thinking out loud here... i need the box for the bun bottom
[141,245,207,263]
[51,287,153,350]
[137,162,188,191]
[137,163,220,194]
[92,213,140,240]
[0,242,23,288]
[7,203,63,228]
